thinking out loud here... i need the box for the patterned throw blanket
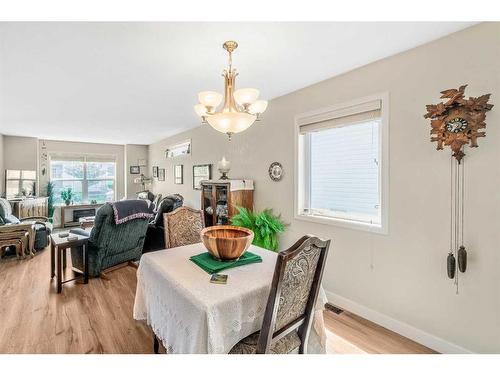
[110,200,154,225]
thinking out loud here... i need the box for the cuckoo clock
[424,84,493,162]
[424,85,493,293]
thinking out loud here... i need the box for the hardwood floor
[0,247,435,354]
[0,247,151,353]
[324,309,437,354]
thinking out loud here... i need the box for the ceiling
[0,22,474,145]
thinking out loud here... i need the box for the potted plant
[60,188,73,206]
[230,207,286,251]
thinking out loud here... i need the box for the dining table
[133,242,327,354]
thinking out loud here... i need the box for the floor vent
[325,302,344,315]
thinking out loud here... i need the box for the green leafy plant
[46,181,55,219]
[230,207,286,251]
[60,188,73,205]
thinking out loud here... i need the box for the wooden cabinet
[200,180,254,227]
[9,197,48,219]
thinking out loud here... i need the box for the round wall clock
[268,162,283,181]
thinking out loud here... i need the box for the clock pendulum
[424,85,493,293]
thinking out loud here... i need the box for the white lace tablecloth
[133,243,327,354]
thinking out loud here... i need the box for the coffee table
[50,233,89,293]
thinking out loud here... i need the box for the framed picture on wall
[193,164,211,190]
[152,166,159,178]
[174,165,183,184]
[130,165,140,174]
[158,168,165,181]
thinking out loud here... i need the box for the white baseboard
[324,290,473,354]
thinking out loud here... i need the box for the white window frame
[294,92,389,234]
[165,139,191,158]
[5,170,37,198]
[49,154,117,204]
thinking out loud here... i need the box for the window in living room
[295,94,389,233]
[50,156,116,204]
[5,169,37,198]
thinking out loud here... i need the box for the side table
[50,233,89,293]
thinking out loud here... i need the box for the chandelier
[194,41,268,140]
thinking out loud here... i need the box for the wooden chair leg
[153,334,159,354]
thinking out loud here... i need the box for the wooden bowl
[200,225,254,261]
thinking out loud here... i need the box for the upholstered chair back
[256,235,330,354]
[0,198,20,224]
[152,194,184,227]
[163,206,204,249]
[0,198,12,219]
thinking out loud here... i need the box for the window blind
[304,119,381,224]
[299,99,382,225]
[299,99,381,134]
[50,154,115,163]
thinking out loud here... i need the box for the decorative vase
[65,200,71,206]
[447,252,456,279]
[458,246,467,273]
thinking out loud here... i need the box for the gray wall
[125,144,149,198]
[148,23,500,353]
[3,135,38,171]
[2,135,38,194]
[0,136,129,201]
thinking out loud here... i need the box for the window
[295,94,389,233]
[165,140,191,158]
[50,156,116,205]
[5,170,37,198]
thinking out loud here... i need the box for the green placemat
[190,251,262,274]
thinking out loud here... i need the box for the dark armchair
[142,194,183,252]
[70,202,150,277]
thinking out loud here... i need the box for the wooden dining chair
[163,206,205,249]
[229,235,330,354]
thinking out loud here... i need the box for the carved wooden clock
[424,85,493,293]
[424,84,493,162]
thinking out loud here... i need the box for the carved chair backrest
[163,206,204,249]
[256,235,330,354]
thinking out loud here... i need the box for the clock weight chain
[448,154,467,294]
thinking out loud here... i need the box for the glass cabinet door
[202,184,214,226]
[215,185,229,225]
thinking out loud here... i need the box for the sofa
[70,201,151,277]
[142,194,183,252]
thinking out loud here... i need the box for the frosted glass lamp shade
[198,91,223,108]
[248,100,268,114]
[206,112,256,135]
[234,88,259,106]
[194,104,208,117]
